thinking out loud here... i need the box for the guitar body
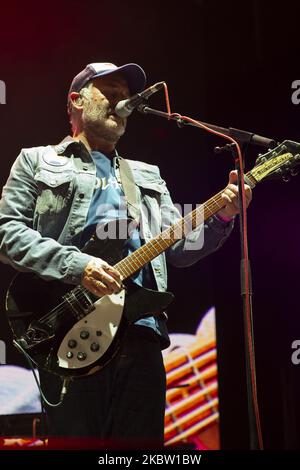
[6,225,174,378]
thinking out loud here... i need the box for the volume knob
[80,330,90,339]
[68,339,77,348]
[77,351,87,361]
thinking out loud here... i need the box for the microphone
[115,81,165,118]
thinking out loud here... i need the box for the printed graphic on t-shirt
[94,175,121,191]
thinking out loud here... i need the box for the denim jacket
[0,137,234,292]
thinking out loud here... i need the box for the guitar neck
[115,171,257,280]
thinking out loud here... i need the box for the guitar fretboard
[115,171,256,280]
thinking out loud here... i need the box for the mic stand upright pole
[138,104,267,449]
[225,141,259,450]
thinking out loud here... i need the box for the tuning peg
[282,174,291,182]
[256,156,267,165]
[291,169,298,177]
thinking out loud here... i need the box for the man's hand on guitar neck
[217,170,252,220]
[81,258,122,297]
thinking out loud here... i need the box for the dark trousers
[39,325,166,447]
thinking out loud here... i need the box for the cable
[13,339,70,408]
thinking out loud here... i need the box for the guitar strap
[116,156,140,223]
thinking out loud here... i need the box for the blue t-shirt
[82,151,160,333]
[81,151,154,288]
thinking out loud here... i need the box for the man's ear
[69,92,83,108]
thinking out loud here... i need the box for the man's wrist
[215,212,235,223]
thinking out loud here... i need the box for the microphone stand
[138,104,276,449]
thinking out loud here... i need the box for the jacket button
[79,193,84,199]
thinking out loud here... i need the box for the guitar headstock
[249,140,300,185]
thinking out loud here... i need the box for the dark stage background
[1,0,300,449]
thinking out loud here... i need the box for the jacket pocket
[135,180,164,238]
[134,174,166,195]
[34,169,74,215]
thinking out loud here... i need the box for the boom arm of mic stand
[137,104,277,149]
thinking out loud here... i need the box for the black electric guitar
[6,140,300,378]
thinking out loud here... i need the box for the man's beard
[82,102,126,143]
